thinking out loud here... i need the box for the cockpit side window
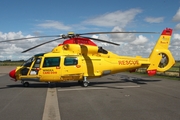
[64,57,78,66]
[43,57,60,67]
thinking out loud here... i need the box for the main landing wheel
[23,82,29,87]
[83,81,89,87]
[82,76,89,87]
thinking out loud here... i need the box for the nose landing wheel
[22,81,29,87]
[83,81,89,87]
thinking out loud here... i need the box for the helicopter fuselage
[8,28,175,87]
[11,44,150,83]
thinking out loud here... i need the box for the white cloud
[35,8,142,32]
[173,33,180,40]
[144,17,164,23]
[0,29,179,61]
[89,27,153,58]
[37,20,72,30]
[83,9,142,27]
[171,33,180,46]
[92,27,179,60]
[173,7,180,22]
[110,26,136,42]
[0,31,61,60]
[131,35,148,45]
[95,34,111,46]
[1,8,180,61]
[0,31,24,40]
[90,26,137,46]
[174,23,180,30]
[102,42,154,58]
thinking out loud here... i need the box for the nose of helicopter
[9,69,16,79]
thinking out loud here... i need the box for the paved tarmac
[0,66,16,74]
[0,66,180,120]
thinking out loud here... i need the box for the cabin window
[64,57,78,66]
[43,57,60,67]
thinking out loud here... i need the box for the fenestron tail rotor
[158,53,169,68]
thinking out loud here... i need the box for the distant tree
[4,59,11,62]
[19,60,25,62]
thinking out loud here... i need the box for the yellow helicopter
[2,28,175,87]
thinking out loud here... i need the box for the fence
[136,65,180,77]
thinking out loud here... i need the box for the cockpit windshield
[22,53,44,67]
[22,57,35,67]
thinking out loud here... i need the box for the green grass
[166,61,180,71]
[134,71,180,80]
[132,61,180,80]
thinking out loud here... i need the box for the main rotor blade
[0,35,60,43]
[22,37,63,53]
[82,36,120,46]
[78,31,159,35]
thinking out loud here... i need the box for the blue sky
[0,0,180,60]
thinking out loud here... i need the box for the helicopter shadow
[119,78,161,85]
[1,81,126,89]
[109,74,161,85]
[1,74,161,89]
[3,83,51,89]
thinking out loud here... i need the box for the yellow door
[61,56,83,80]
[38,57,61,82]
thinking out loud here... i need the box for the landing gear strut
[78,77,89,87]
